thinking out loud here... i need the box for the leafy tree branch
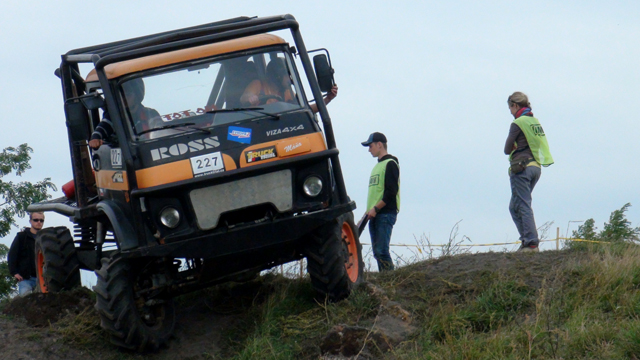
[0,144,57,237]
[572,203,640,243]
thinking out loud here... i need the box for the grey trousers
[509,166,541,246]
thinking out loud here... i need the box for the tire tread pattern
[35,227,81,292]
[305,212,364,302]
[93,255,175,352]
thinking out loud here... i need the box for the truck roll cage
[56,14,347,216]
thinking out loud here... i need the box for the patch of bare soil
[0,287,99,360]
[2,288,94,327]
[0,317,88,360]
[158,280,269,359]
[0,280,272,360]
[320,283,415,359]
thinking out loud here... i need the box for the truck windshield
[119,50,305,141]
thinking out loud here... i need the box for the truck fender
[96,200,138,250]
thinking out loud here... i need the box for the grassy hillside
[221,243,640,359]
[3,243,640,359]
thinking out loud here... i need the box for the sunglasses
[31,219,44,223]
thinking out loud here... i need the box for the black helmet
[122,78,145,102]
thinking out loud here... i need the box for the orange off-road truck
[28,14,363,351]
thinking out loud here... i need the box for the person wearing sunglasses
[8,212,45,296]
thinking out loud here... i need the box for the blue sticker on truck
[228,126,252,144]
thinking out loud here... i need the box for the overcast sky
[1,1,639,273]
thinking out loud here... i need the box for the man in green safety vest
[504,92,554,252]
[362,132,400,271]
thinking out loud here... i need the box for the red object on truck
[62,180,75,200]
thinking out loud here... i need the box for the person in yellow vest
[504,92,554,252]
[362,132,400,271]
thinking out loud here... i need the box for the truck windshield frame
[115,46,308,142]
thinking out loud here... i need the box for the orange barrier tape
[558,237,610,244]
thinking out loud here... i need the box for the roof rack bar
[64,15,294,61]
[65,16,254,56]
[94,15,290,58]
[64,54,95,63]
[94,18,297,70]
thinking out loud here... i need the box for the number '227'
[195,157,217,169]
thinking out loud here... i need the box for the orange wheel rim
[36,250,48,293]
[341,222,359,283]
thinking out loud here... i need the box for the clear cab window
[120,50,305,141]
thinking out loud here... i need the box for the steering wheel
[257,94,283,104]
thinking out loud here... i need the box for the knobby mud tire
[306,212,364,302]
[35,227,81,293]
[93,255,175,352]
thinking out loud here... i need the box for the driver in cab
[89,78,160,149]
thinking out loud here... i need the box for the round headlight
[303,176,323,197]
[160,207,180,228]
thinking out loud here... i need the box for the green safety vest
[367,159,400,212]
[510,116,554,166]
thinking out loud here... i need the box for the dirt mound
[0,278,284,360]
[2,287,93,327]
[0,250,587,359]
[320,283,415,358]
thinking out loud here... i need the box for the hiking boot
[517,245,539,252]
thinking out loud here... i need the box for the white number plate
[190,152,224,177]
[111,148,122,168]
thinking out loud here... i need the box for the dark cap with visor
[361,132,387,146]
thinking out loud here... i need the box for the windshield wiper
[206,107,280,120]
[137,122,211,136]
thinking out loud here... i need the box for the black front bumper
[120,201,355,259]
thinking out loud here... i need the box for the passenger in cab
[240,58,338,113]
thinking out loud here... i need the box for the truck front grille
[189,169,293,230]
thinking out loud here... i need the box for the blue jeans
[509,166,541,247]
[18,277,37,296]
[369,212,397,271]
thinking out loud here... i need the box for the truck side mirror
[65,101,90,142]
[313,54,334,92]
